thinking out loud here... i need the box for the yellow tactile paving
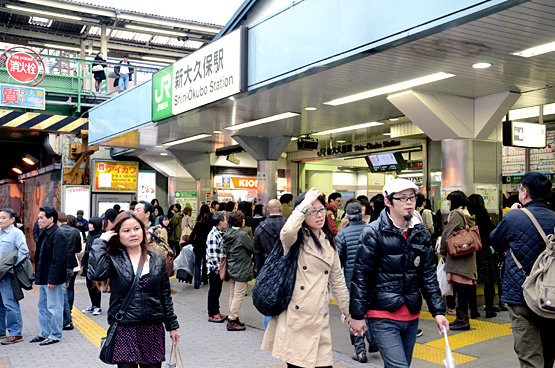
[413,343,477,365]
[72,307,106,348]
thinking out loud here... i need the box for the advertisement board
[94,161,138,192]
[0,84,45,109]
[137,171,156,202]
[175,190,197,218]
[62,185,90,218]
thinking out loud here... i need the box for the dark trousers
[484,282,496,310]
[453,282,473,313]
[195,253,208,285]
[207,271,223,317]
[169,240,181,257]
[63,269,77,325]
[86,277,101,308]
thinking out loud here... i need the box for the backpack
[511,208,555,319]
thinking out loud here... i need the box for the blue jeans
[0,274,23,336]
[117,73,129,90]
[63,269,76,326]
[367,318,419,368]
[263,315,271,330]
[38,284,64,340]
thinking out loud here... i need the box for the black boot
[450,311,470,330]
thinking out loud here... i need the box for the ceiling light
[389,118,399,121]
[163,134,211,147]
[142,56,176,64]
[213,130,223,134]
[398,173,423,178]
[291,137,298,141]
[225,112,299,131]
[22,154,38,165]
[324,72,455,106]
[44,43,81,52]
[383,133,391,136]
[160,153,168,156]
[29,16,52,27]
[155,145,163,148]
[472,62,492,69]
[6,4,82,20]
[511,41,555,58]
[305,107,317,111]
[12,167,23,175]
[337,140,346,143]
[313,122,383,136]
[125,24,188,37]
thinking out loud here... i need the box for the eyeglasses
[309,208,326,216]
[390,195,416,203]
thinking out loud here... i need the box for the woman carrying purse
[180,207,194,245]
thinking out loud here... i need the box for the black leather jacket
[350,209,445,320]
[88,239,179,330]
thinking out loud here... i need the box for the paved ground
[0,276,520,368]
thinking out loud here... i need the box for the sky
[82,0,245,25]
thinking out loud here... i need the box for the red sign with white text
[7,53,39,83]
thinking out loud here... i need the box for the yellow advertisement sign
[94,161,138,192]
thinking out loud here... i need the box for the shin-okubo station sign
[152,28,246,121]
[94,161,138,192]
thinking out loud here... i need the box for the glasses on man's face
[309,207,326,216]
[390,195,416,203]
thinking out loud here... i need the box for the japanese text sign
[152,28,245,121]
[0,84,45,110]
[94,161,138,192]
[214,176,258,189]
[6,52,39,83]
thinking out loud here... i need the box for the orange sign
[94,161,138,192]
[214,176,258,189]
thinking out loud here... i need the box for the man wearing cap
[349,179,449,368]
[75,210,88,241]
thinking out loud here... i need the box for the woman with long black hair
[261,188,350,368]
[189,204,212,288]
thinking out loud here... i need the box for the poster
[62,185,90,218]
[474,185,499,212]
[94,161,138,192]
[440,186,464,214]
[137,172,156,202]
[175,190,197,218]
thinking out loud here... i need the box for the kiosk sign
[152,28,246,121]
[7,52,39,83]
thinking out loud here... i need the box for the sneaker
[235,318,246,327]
[416,329,423,337]
[93,307,102,315]
[447,308,456,315]
[62,323,74,331]
[226,319,246,331]
[1,336,22,345]
[82,306,95,313]
[352,351,368,363]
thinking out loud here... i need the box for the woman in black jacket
[88,211,179,368]
[189,204,212,289]
[92,52,107,93]
[81,217,104,315]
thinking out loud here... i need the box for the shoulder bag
[219,245,230,282]
[99,260,144,365]
[446,210,482,257]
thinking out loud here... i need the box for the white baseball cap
[383,179,419,198]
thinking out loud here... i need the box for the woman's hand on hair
[100,230,117,242]
[170,329,180,344]
[305,187,323,205]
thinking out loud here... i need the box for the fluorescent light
[12,167,22,175]
[383,133,391,136]
[142,56,175,64]
[22,154,38,165]
[6,5,82,20]
[160,153,168,156]
[472,62,492,69]
[225,112,299,131]
[291,137,298,141]
[389,118,400,121]
[44,44,81,52]
[305,107,317,111]
[213,130,223,134]
[155,145,163,148]
[163,134,211,147]
[398,173,423,178]
[337,140,345,143]
[324,72,455,106]
[313,122,383,136]
[125,24,187,37]
[512,41,555,58]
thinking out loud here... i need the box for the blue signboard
[0,84,45,110]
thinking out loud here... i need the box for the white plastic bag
[436,258,452,296]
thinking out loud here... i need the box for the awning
[0,109,88,133]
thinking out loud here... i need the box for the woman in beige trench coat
[261,188,351,368]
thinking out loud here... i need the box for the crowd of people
[0,172,551,367]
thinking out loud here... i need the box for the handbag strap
[457,209,469,229]
[510,208,548,276]
[114,257,144,321]
[260,221,278,241]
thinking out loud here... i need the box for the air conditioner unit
[297,137,319,150]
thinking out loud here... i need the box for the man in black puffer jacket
[349,179,448,368]
[490,172,555,368]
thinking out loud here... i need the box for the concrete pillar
[101,24,108,57]
[258,160,278,207]
[166,149,211,211]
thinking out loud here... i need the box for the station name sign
[317,140,401,157]
[152,28,246,122]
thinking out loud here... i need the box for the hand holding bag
[99,260,144,365]
[446,210,482,257]
[164,342,185,368]
[219,245,230,282]
[92,64,104,72]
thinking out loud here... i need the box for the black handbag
[99,260,144,365]
[252,239,299,316]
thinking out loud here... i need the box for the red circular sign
[6,52,40,83]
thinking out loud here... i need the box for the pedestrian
[88,211,180,367]
[168,204,183,257]
[206,213,228,323]
[440,190,477,330]
[349,179,449,368]
[253,199,286,329]
[325,192,342,237]
[180,207,194,245]
[103,208,118,231]
[31,207,67,346]
[369,195,385,223]
[279,193,294,219]
[189,205,211,289]
[75,210,89,241]
[251,204,265,233]
[92,51,107,93]
[114,54,134,91]
[490,172,555,368]
[210,201,219,214]
[152,205,164,226]
[0,208,28,345]
[359,198,372,224]
[57,212,82,331]
[416,194,434,237]
[261,188,350,367]
[336,202,378,363]
[222,211,254,331]
[81,217,103,316]
[238,202,254,239]
[338,198,359,231]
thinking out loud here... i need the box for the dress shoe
[1,336,22,345]
[226,319,246,331]
[352,351,368,363]
[470,310,481,319]
[62,323,74,331]
[39,339,59,346]
[29,336,46,343]
[235,318,246,327]
[193,284,200,289]
[485,310,497,318]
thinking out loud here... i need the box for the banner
[0,84,45,110]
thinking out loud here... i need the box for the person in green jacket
[168,204,184,257]
[222,211,254,331]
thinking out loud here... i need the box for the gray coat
[440,208,477,280]
[336,220,366,290]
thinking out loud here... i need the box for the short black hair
[254,204,264,216]
[522,171,552,200]
[175,203,182,211]
[0,208,15,219]
[212,213,226,227]
[416,193,425,208]
[356,195,369,203]
[225,201,236,212]
[328,192,341,203]
[138,200,153,216]
[211,201,219,208]
[359,198,371,215]
[280,194,293,204]
[40,206,58,223]
[113,204,121,212]
[447,190,469,211]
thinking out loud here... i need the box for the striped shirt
[206,226,223,273]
